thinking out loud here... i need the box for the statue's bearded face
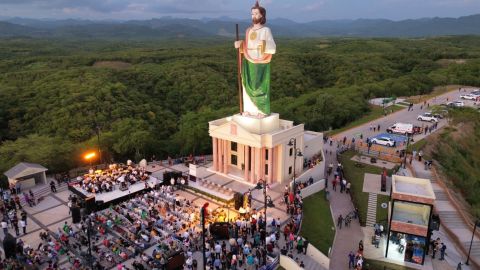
[251,8,263,24]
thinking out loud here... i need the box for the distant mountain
[1,14,480,38]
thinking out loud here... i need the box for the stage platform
[70,177,160,203]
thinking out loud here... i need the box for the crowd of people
[72,165,150,194]
[0,153,315,270]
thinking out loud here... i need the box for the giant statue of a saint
[235,1,276,117]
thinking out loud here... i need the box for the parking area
[371,133,408,145]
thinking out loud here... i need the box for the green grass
[364,259,416,270]
[300,191,335,255]
[406,138,428,152]
[338,151,394,226]
[328,105,404,136]
[376,195,390,226]
[406,138,432,160]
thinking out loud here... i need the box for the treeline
[1,36,480,173]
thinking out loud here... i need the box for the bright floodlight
[84,152,96,160]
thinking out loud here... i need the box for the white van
[386,123,413,135]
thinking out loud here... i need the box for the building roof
[392,175,436,204]
[4,162,48,180]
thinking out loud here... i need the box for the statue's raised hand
[234,40,243,49]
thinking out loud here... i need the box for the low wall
[306,244,330,269]
[299,179,326,198]
[292,150,326,190]
[279,255,302,270]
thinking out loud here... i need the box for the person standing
[303,237,309,255]
[14,195,22,210]
[440,243,447,260]
[15,182,21,195]
[29,190,35,205]
[432,240,439,258]
[50,181,57,193]
[337,215,343,229]
[23,192,32,207]
[12,217,19,236]
[20,219,26,235]
[21,211,27,226]
[1,219,8,234]
[348,251,355,269]
[332,177,337,191]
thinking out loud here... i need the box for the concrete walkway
[324,142,364,270]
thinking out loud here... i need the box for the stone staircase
[366,193,378,227]
[18,182,68,206]
[462,241,480,261]
[436,211,470,230]
[433,190,448,201]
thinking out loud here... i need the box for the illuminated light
[84,152,96,160]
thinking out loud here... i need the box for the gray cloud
[0,0,237,14]
[0,0,479,21]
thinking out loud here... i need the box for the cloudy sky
[1,0,479,22]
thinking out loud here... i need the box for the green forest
[1,36,480,174]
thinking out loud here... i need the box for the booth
[385,175,436,265]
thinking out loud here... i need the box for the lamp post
[403,133,410,169]
[255,180,275,266]
[200,203,209,270]
[95,125,102,165]
[466,219,480,265]
[288,138,303,196]
[85,217,94,270]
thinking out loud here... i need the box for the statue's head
[251,1,266,25]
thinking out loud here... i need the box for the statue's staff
[236,23,243,113]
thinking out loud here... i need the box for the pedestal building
[209,113,322,185]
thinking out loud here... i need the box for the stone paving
[0,183,73,269]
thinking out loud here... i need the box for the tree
[0,134,75,173]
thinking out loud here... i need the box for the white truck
[386,123,413,135]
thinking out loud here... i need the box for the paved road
[330,87,479,146]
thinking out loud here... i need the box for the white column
[212,138,218,171]
[267,148,273,183]
[223,140,228,174]
[256,147,261,183]
[244,145,250,182]
[250,147,256,182]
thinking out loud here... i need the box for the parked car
[371,137,396,147]
[446,101,465,107]
[460,94,477,100]
[417,112,438,122]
